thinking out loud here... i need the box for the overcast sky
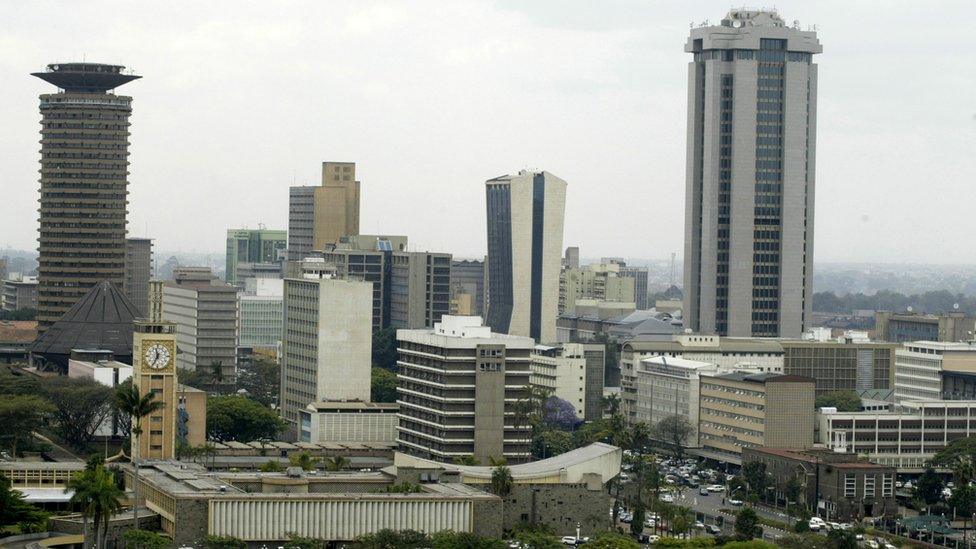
[1,1,974,264]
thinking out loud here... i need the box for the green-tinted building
[225,228,286,284]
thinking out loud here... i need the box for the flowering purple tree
[542,396,580,431]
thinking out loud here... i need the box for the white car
[883,543,897,549]
[648,535,661,543]
[561,536,578,545]
[728,499,743,506]
[709,484,725,492]
[865,540,879,549]
[660,494,675,503]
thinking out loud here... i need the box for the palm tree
[210,360,224,384]
[67,466,123,549]
[115,384,164,530]
[491,464,514,497]
[290,451,321,471]
[453,456,480,466]
[601,393,621,417]
[323,455,349,472]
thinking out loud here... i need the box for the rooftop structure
[31,63,141,92]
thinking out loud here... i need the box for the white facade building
[530,343,604,421]
[67,358,132,437]
[299,402,399,444]
[633,356,716,446]
[280,277,373,426]
[237,278,283,350]
[893,341,976,403]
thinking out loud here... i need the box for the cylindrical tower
[32,63,141,331]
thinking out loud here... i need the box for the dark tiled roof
[30,281,140,368]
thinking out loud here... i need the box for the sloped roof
[30,281,140,364]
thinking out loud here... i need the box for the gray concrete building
[682,10,821,338]
[485,170,566,344]
[236,278,283,351]
[124,237,152,316]
[280,277,372,427]
[450,258,487,316]
[530,343,605,422]
[162,268,238,382]
[875,311,976,344]
[2,275,38,311]
[396,316,534,464]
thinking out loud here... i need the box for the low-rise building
[632,356,716,446]
[893,341,976,403]
[697,372,815,464]
[530,343,605,422]
[743,447,897,522]
[0,320,36,364]
[876,311,975,344]
[559,263,635,315]
[299,401,399,444]
[819,399,976,471]
[2,275,38,311]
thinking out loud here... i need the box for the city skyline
[1,2,974,264]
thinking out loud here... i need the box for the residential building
[162,268,238,382]
[225,228,286,285]
[396,315,534,464]
[563,247,579,270]
[485,170,566,344]
[892,341,976,403]
[559,263,635,315]
[324,236,451,331]
[698,372,815,463]
[530,343,605,422]
[781,339,897,398]
[287,162,360,261]
[819,400,976,471]
[279,278,372,426]
[299,402,399,444]
[450,259,486,316]
[237,278,283,350]
[29,281,141,371]
[632,356,717,446]
[2,275,38,311]
[32,63,140,331]
[682,10,821,338]
[620,335,784,422]
[875,311,976,344]
[124,237,152,316]
[743,447,897,521]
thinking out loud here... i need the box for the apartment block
[287,162,360,261]
[124,237,152,316]
[698,372,815,463]
[396,316,533,464]
[161,268,238,382]
[559,263,635,315]
[601,258,649,309]
[530,343,605,422]
[279,278,372,426]
[237,278,283,350]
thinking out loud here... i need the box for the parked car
[709,484,725,492]
[700,487,710,496]
[865,540,879,549]
[706,525,722,535]
[728,499,743,506]
[560,536,578,545]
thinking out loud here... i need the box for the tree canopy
[372,327,398,371]
[734,507,763,540]
[915,467,945,506]
[931,436,976,485]
[0,395,53,457]
[371,367,397,403]
[207,395,285,442]
[541,396,579,431]
[814,391,862,412]
[41,376,114,449]
[236,356,280,407]
[653,414,696,458]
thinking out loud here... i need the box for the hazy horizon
[2,1,974,264]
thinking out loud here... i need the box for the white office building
[892,341,976,404]
[237,278,283,350]
[633,356,716,446]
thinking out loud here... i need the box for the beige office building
[559,263,635,315]
[698,372,815,463]
[396,316,533,464]
[288,162,360,260]
[280,278,372,426]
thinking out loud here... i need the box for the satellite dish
[907,306,914,313]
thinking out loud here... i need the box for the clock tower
[132,320,178,460]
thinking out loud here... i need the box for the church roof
[30,281,140,367]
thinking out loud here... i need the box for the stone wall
[503,483,611,537]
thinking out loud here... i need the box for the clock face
[144,344,172,370]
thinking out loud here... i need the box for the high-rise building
[396,316,533,464]
[323,236,450,331]
[875,311,976,344]
[237,278,283,350]
[124,237,152,316]
[287,162,360,261]
[32,63,140,331]
[530,343,605,422]
[682,10,821,338]
[279,278,372,426]
[449,259,486,317]
[559,262,636,315]
[225,228,286,285]
[162,268,238,382]
[485,170,566,343]
[563,247,580,270]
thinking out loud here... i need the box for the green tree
[826,529,858,549]
[734,507,763,541]
[814,391,862,412]
[0,473,48,529]
[0,366,41,395]
[631,498,647,537]
[371,327,398,370]
[590,334,618,381]
[512,529,561,549]
[490,464,513,497]
[0,395,53,457]
[323,455,349,472]
[931,436,976,485]
[42,376,114,449]
[775,533,832,549]
[201,535,246,549]
[784,475,806,516]
[587,531,641,549]
[453,456,480,466]
[121,529,171,549]
[653,414,696,459]
[532,429,574,459]
[236,356,280,406]
[0,308,37,321]
[602,393,620,417]
[206,395,285,442]
[283,534,326,549]
[949,484,976,531]
[429,530,507,548]
[672,505,694,537]
[915,467,945,505]
[742,461,770,499]
[259,460,285,472]
[210,360,224,384]
[656,538,715,548]
[68,465,124,549]
[370,367,397,403]
[116,383,165,530]
[289,451,320,471]
[355,529,428,548]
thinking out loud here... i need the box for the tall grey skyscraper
[485,170,566,343]
[682,10,821,338]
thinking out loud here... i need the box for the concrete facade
[396,316,533,464]
[559,263,636,315]
[2,275,38,311]
[485,171,566,344]
[124,237,152,316]
[237,278,283,350]
[781,339,897,397]
[632,356,717,446]
[530,343,605,422]
[893,341,976,403]
[876,311,976,344]
[287,162,360,261]
[225,228,286,285]
[683,10,821,338]
[280,278,372,426]
[450,258,487,317]
[300,402,399,444]
[161,268,238,382]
